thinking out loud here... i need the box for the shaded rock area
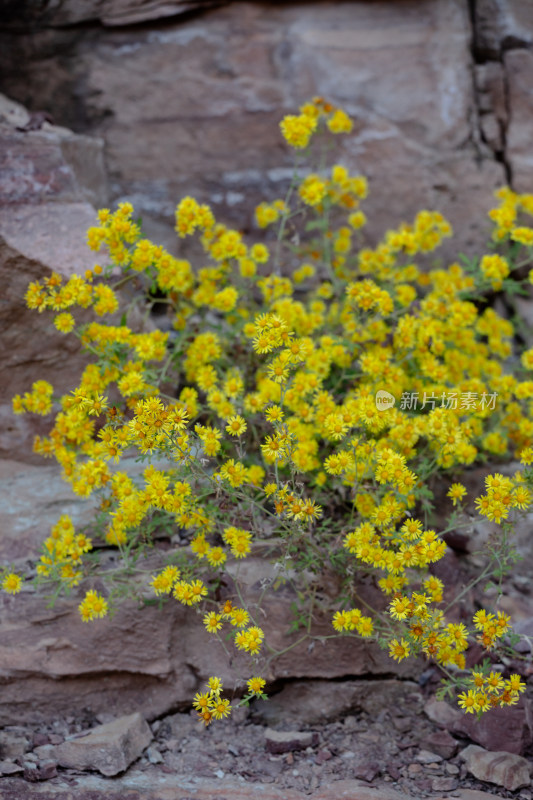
[1,0,224,27]
[471,0,533,191]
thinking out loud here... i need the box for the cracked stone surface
[0,0,507,262]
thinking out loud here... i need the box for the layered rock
[0,94,106,462]
[1,412,428,726]
[0,454,421,726]
[0,0,505,260]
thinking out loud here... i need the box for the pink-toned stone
[423,699,462,729]
[0,224,95,461]
[424,730,459,760]
[264,728,316,754]
[460,744,531,791]
[53,713,152,776]
[0,95,106,207]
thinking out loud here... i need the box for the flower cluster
[193,677,231,726]
[10,101,533,722]
[37,514,93,587]
[458,670,526,713]
[79,590,109,622]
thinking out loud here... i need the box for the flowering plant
[8,98,533,724]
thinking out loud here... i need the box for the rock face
[0,94,106,462]
[2,0,533,733]
[0,457,420,727]
[0,0,507,261]
[0,360,421,726]
[473,0,533,190]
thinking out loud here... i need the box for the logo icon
[375,390,395,411]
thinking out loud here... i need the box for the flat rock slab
[0,773,510,800]
[0,775,414,800]
[460,744,531,792]
[52,713,152,777]
[264,728,317,754]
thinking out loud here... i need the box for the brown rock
[1,1,504,261]
[32,745,55,761]
[264,728,316,755]
[0,94,106,208]
[480,112,503,153]
[474,0,533,56]
[505,49,533,193]
[431,776,458,793]
[23,762,40,782]
[37,760,58,780]
[415,749,442,764]
[0,92,107,462]
[460,744,531,791]
[453,700,533,755]
[53,713,152,776]
[0,761,23,775]
[0,224,95,462]
[0,501,422,726]
[0,731,29,758]
[313,780,413,800]
[423,698,462,729]
[353,762,380,782]
[475,62,507,124]
[0,459,100,561]
[425,729,459,759]
[3,0,219,27]
[441,791,511,800]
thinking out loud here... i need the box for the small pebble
[416,749,442,764]
[431,776,459,792]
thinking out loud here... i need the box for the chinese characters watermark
[375,390,498,411]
